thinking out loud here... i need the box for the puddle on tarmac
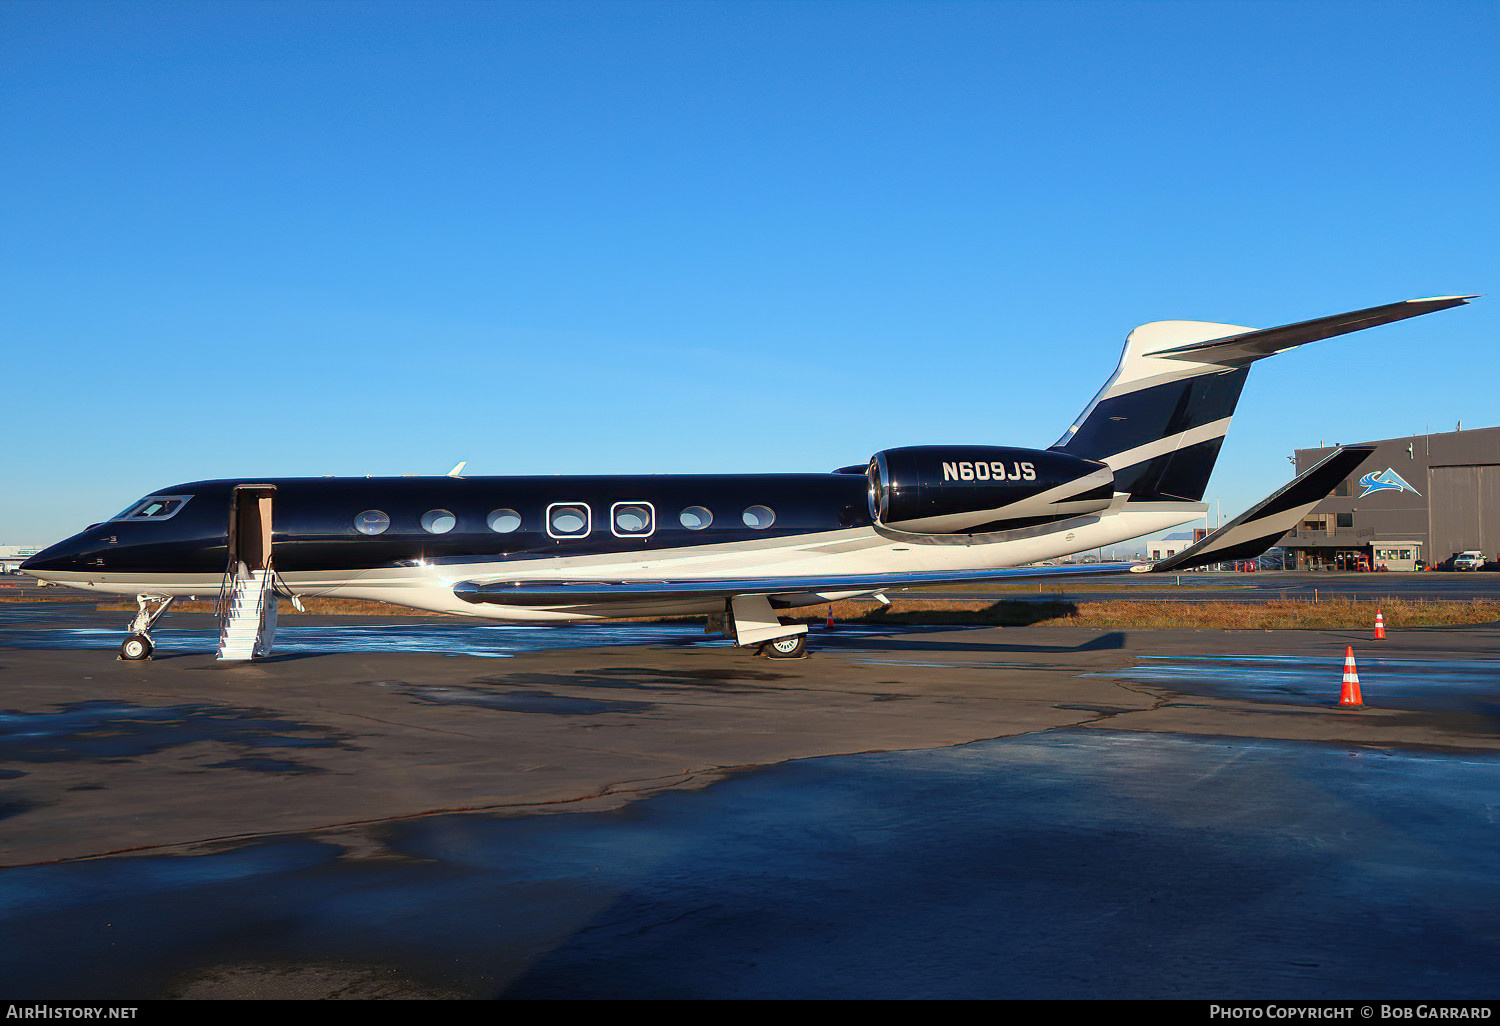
[0,620,899,659]
[0,623,729,658]
[1098,654,1500,711]
[0,700,353,762]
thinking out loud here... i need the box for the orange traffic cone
[1374,608,1386,640]
[825,605,835,630]
[1339,646,1363,708]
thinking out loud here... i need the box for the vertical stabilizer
[1053,297,1473,502]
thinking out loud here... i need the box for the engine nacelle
[868,445,1116,534]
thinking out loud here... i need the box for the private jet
[21,296,1473,660]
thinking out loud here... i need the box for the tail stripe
[1056,369,1247,466]
[1093,416,1234,473]
[1110,436,1226,504]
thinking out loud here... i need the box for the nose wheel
[121,633,154,661]
[119,595,173,661]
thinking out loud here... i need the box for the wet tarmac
[4,728,1500,999]
[1,619,725,657]
[4,599,1500,999]
[0,596,897,658]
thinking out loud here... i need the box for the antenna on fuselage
[447,461,468,479]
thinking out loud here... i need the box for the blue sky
[2,0,1496,544]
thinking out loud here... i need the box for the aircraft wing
[1142,445,1375,573]
[453,560,1141,607]
[452,445,1373,606]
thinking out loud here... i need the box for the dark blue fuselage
[23,474,874,576]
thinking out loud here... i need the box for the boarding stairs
[216,562,278,661]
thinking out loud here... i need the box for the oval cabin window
[742,505,775,529]
[487,509,522,533]
[421,509,457,534]
[679,506,713,530]
[355,510,390,536]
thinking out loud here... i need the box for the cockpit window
[111,495,193,522]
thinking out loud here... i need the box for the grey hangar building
[1275,425,1499,571]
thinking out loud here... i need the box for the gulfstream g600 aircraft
[22,296,1472,660]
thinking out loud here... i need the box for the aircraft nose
[20,534,94,575]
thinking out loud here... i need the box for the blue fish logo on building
[1358,468,1421,498]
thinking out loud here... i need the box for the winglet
[447,461,468,479]
[1146,445,1377,573]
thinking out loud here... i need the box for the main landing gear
[760,633,808,659]
[708,595,810,659]
[120,595,173,661]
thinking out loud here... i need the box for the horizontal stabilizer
[1148,296,1475,366]
[1144,446,1376,573]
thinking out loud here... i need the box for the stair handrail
[252,557,274,612]
[215,551,239,620]
[215,559,274,624]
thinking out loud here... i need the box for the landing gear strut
[120,595,173,661]
[711,595,810,659]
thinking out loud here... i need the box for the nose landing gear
[120,595,174,661]
[121,633,153,660]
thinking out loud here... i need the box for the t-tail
[1051,296,1474,503]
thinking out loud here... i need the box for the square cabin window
[546,503,591,539]
[611,502,654,538]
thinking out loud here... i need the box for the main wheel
[761,633,807,659]
[120,633,153,661]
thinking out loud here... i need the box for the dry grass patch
[1041,597,1500,629]
[0,588,97,603]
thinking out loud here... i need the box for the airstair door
[219,485,278,660]
[228,484,276,574]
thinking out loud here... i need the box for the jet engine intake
[868,445,1115,534]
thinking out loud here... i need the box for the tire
[761,633,807,659]
[120,634,153,661]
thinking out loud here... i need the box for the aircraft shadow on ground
[814,627,1126,654]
